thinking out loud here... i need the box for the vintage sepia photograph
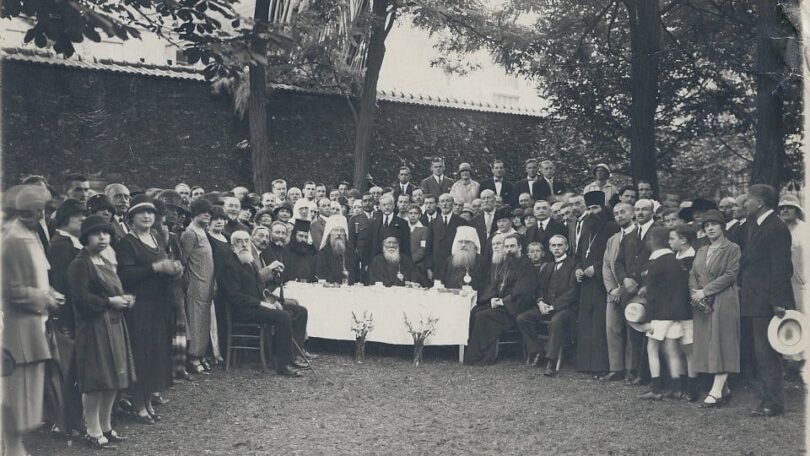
[0,0,807,454]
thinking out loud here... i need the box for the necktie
[485,212,492,234]
[443,216,448,226]
[555,261,563,271]
[384,215,389,227]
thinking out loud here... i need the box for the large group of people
[1,157,805,454]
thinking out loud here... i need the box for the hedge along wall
[2,58,553,192]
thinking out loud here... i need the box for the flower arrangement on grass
[351,311,374,363]
[403,313,439,367]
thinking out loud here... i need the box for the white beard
[383,249,400,265]
[491,250,504,266]
[451,250,476,269]
[330,237,346,256]
[236,249,254,265]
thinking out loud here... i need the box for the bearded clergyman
[464,234,536,365]
[441,226,487,292]
[368,236,428,287]
[315,214,360,284]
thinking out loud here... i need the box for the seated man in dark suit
[217,231,303,377]
[369,236,428,287]
[516,234,578,376]
[464,234,536,365]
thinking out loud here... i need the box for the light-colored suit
[602,230,626,372]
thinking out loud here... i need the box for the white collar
[539,217,550,229]
[554,254,567,263]
[649,248,673,261]
[434,175,444,183]
[757,209,774,226]
[621,224,636,235]
[675,247,695,259]
[409,221,424,229]
[638,218,654,232]
[56,229,84,250]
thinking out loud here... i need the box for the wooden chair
[494,327,527,361]
[224,304,269,371]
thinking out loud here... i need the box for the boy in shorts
[669,225,699,400]
[638,226,693,400]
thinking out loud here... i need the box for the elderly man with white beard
[316,215,360,284]
[216,231,303,377]
[250,223,313,367]
[441,226,487,292]
[464,234,536,365]
[368,237,428,287]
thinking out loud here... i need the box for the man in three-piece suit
[392,166,415,199]
[524,199,567,261]
[471,189,498,261]
[614,198,660,384]
[478,159,514,205]
[420,157,454,198]
[369,193,410,265]
[425,193,466,282]
[740,184,794,417]
[536,160,567,200]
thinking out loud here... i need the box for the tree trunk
[249,0,273,193]
[751,0,786,188]
[626,0,661,195]
[352,0,390,191]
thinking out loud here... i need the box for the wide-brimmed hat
[156,189,190,215]
[87,194,115,214]
[53,198,88,228]
[127,194,157,218]
[700,209,725,227]
[691,197,717,212]
[79,214,115,245]
[624,295,650,333]
[494,205,513,222]
[273,202,293,218]
[768,310,809,356]
[778,194,803,213]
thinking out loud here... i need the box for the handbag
[691,295,715,314]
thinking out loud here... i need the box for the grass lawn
[28,341,806,455]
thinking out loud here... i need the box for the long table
[282,282,477,362]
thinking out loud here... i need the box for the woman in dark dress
[207,205,231,360]
[68,215,136,449]
[115,195,183,424]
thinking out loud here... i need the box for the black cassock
[283,242,316,282]
[574,212,619,373]
[315,245,360,284]
[368,254,429,288]
[464,256,536,365]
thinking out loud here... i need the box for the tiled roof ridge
[1,47,544,117]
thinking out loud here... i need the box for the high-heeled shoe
[103,429,127,442]
[132,410,155,425]
[84,433,117,449]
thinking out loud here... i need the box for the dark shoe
[277,366,304,378]
[638,390,664,400]
[599,371,624,382]
[629,376,646,386]
[187,360,208,375]
[544,361,557,377]
[147,410,162,422]
[103,430,127,442]
[132,411,155,425]
[290,358,311,370]
[84,434,117,450]
[624,373,638,385]
[750,406,782,417]
[700,394,724,409]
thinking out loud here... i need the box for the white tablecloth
[283,282,477,346]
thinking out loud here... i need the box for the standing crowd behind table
[0,157,805,454]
